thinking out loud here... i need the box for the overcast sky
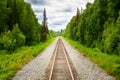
[25,0,94,31]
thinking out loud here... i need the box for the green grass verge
[0,38,56,80]
[64,38,120,80]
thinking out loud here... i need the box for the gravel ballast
[13,38,114,80]
[13,39,58,80]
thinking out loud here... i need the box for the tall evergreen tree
[41,8,49,41]
[76,8,80,22]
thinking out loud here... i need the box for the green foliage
[64,0,120,55]
[112,66,120,79]
[0,24,25,53]
[0,0,49,52]
[101,12,120,55]
[49,30,58,38]
[0,0,11,33]
[12,24,25,48]
[0,31,12,51]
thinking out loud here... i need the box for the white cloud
[25,0,94,31]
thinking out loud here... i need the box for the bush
[0,24,25,53]
[0,30,13,53]
[11,24,26,48]
[102,22,120,55]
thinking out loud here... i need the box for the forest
[0,0,53,53]
[64,0,120,56]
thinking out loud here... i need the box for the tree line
[0,0,50,53]
[63,0,120,55]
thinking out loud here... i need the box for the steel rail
[62,40,75,80]
[49,40,59,80]
[49,38,74,80]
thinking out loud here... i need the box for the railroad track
[44,38,77,80]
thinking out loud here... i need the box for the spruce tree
[41,8,49,41]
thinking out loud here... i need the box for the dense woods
[0,0,50,53]
[64,0,120,56]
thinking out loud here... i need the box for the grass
[64,38,120,80]
[0,38,56,80]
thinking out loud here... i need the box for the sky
[25,0,94,31]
